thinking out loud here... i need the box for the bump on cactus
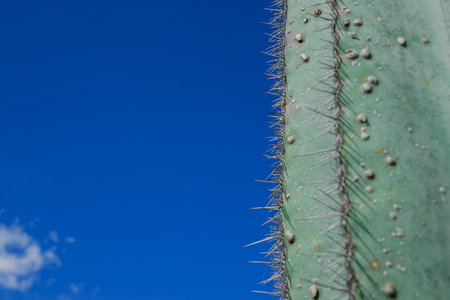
[253,0,450,299]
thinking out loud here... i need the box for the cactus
[255,0,450,299]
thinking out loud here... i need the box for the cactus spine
[256,0,450,299]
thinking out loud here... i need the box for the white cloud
[48,231,59,243]
[0,224,60,291]
[65,236,76,244]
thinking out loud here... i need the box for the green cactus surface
[258,0,450,299]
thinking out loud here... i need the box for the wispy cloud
[49,231,59,243]
[65,236,76,244]
[0,224,60,291]
[59,282,97,300]
[69,282,83,294]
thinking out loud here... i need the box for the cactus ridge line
[327,1,358,298]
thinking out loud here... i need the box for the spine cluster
[250,0,290,298]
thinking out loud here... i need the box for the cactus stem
[257,0,450,298]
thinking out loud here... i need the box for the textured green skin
[283,0,450,299]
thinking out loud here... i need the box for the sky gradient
[0,1,277,299]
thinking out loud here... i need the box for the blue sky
[0,1,276,299]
